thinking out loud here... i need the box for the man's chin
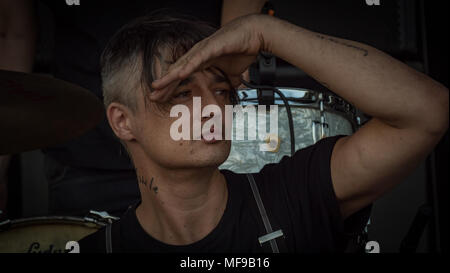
[191,141,231,166]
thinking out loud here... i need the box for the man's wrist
[249,14,301,56]
[248,14,276,54]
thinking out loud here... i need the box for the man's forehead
[151,47,231,90]
[177,68,229,88]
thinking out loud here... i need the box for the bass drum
[0,216,105,253]
[219,88,360,173]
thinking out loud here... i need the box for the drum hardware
[312,93,329,143]
[0,211,117,253]
[240,78,296,157]
[255,52,276,106]
[86,210,120,224]
[263,133,281,153]
[220,87,359,174]
[0,207,118,253]
[0,215,107,253]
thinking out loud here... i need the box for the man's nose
[199,88,222,121]
[200,88,220,105]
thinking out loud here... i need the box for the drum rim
[0,215,107,230]
[236,87,360,131]
[237,87,355,110]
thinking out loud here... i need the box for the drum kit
[0,61,366,252]
[0,69,108,253]
[219,87,360,173]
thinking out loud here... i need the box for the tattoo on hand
[316,34,369,56]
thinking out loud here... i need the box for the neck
[134,161,228,246]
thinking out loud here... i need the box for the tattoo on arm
[316,34,369,57]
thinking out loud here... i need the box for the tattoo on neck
[138,175,148,186]
[316,34,369,56]
[148,177,158,194]
[138,175,158,194]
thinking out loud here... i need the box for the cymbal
[0,69,104,155]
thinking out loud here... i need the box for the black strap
[246,173,284,253]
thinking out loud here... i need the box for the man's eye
[174,90,191,99]
[215,89,229,96]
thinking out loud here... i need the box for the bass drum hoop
[237,87,360,131]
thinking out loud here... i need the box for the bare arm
[150,15,449,220]
[260,16,449,219]
[221,0,266,87]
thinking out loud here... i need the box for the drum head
[0,216,104,253]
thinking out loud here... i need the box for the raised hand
[149,15,266,102]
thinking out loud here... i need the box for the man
[78,13,448,252]
[0,0,265,216]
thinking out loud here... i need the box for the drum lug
[312,94,329,143]
[312,121,329,143]
[85,210,119,224]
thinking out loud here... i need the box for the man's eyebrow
[211,73,228,84]
[177,72,229,88]
[178,76,194,87]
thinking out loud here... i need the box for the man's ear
[106,102,136,142]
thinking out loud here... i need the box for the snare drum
[219,88,359,173]
[0,216,105,253]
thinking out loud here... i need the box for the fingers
[151,39,215,91]
[148,78,180,102]
[151,66,182,90]
[151,48,198,90]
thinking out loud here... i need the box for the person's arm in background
[0,0,37,212]
[221,0,266,26]
[221,0,266,87]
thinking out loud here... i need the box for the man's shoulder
[261,135,346,172]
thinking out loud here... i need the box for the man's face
[130,56,233,170]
